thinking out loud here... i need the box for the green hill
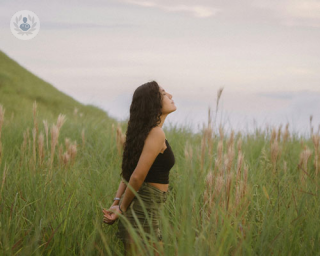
[0,50,113,122]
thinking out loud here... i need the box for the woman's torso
[146,138,169,192]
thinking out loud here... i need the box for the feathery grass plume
[26,127,32,167]
[283,123,290,144]
[310,115,313,136]
[299,146,312,186]
[50,124,59,170]
[62,152,70,166]
[81,128,85,149]
[270,128,277,144]
[70,141,77,166]
[65,138,70,151]
[43,120,49,151]
[208,106,212,127]
[38,132,44,167]
[215,87,224,125]
[79,113,83,118]
[56,114,66,132]
[236,152,244,184]
[277,124,282,142]
[33,101,38,135]
[237,137,242,153]
[116,123,126,156]
[32,127,37,170]
[226,147,235,174]
[215,140,224,175]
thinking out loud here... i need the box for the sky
[1,0,320,135]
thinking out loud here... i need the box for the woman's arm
[111,179,127,206]
[119,127,165,212]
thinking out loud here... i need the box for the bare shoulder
[146,127,165,145]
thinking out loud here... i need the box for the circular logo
[10,10,40,40]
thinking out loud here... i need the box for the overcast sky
[1,0,320,135]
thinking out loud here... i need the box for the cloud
[122,0,221,18]
[252,0,320,27]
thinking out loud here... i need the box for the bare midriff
[146,182,169,192]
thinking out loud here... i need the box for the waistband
[142,182,169,194]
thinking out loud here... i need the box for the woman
[102,81,176,255]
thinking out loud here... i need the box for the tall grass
[0,93,319,255]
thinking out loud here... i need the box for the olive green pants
[116,182,168,244]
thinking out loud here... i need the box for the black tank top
[144,139,175,184]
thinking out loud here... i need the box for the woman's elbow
[130,173,145,184]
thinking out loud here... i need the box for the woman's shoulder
[147,127,165,142]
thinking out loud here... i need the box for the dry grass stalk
[237,138,242,153]
[32,128,37,169]
[69,141,77,165]
[38,132,45,167]
[215,87,224,123]
[43,120,49,151]
[236,152,244,183]
[58,143,64,165]
[56,114,66,132]
[299,146,312,186]
[283,123,290,144]
[50,124,59,169]
[62,152,70,166]
[277,124,282,142]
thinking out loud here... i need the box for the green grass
[0,50,319,255]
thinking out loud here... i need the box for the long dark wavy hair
[120,81,163,182]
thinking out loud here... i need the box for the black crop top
[144,139,175,184]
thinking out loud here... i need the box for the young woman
[102,81,176,255]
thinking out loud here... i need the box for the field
[1,50,319,255]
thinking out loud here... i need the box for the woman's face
[159,86,177,115]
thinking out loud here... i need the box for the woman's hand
[102,205,122,225]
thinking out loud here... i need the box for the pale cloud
[123,0,221,18]
[253,0,320,27]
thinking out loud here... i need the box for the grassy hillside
[0,50,112,122]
